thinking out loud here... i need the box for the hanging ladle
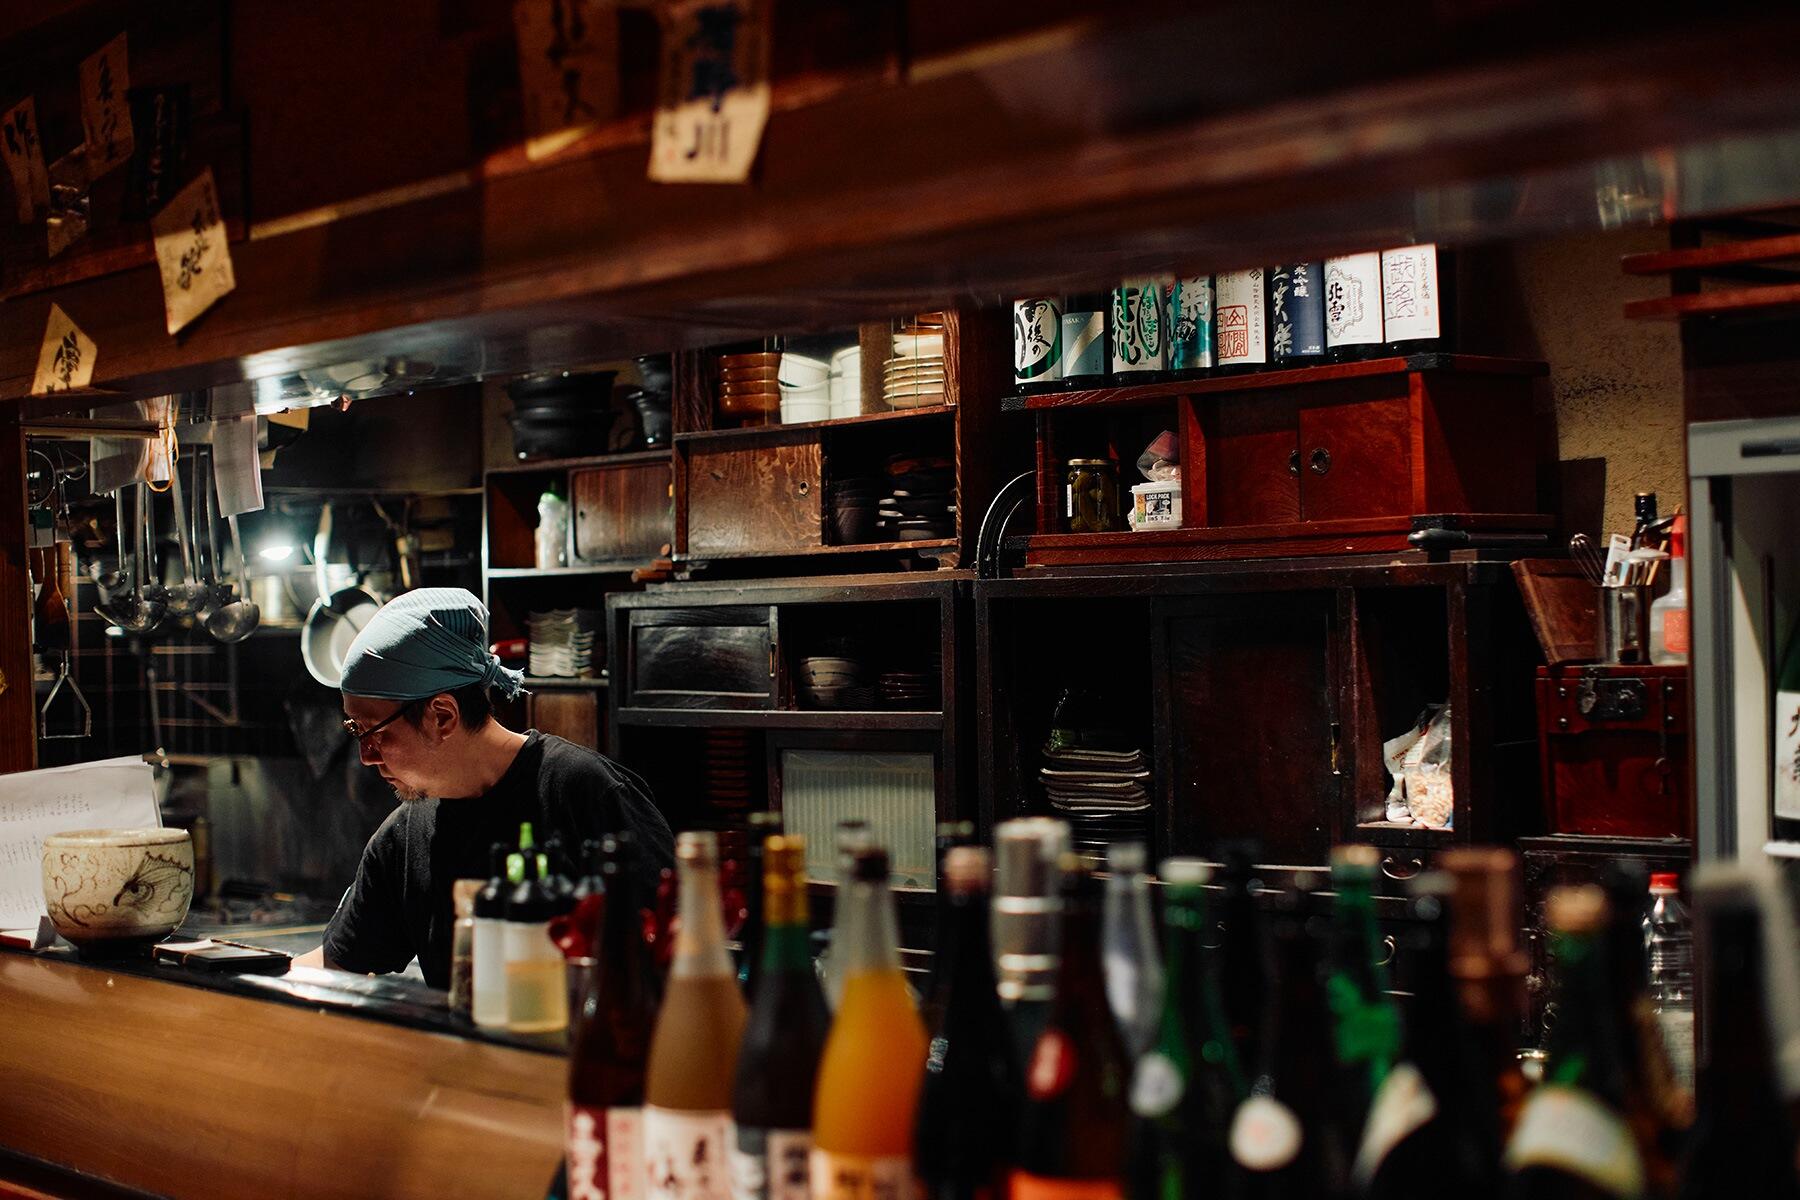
[110,484,165,635]
[90,488,134,622]
[162,458,208,618]
[205,488,260,644]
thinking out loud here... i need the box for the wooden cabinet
[684,436,822,558]
[622,605,778,710]
[572,460,672,564]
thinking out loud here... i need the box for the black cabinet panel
[627,605,775,709]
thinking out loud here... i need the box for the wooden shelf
[1623,283,1800,321]
[999,354,1546,412]
[486,449,671,475]
[522,676,609,690]
[615,708,944,730]
[674,405,954,444]
[692,537,956,561]
[1622,233,1800,276]
[1022,515,1554,567]
[486,564,650,579]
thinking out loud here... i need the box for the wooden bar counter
[0,947,566,1200]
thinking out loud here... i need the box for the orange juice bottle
[812,846,929,1200]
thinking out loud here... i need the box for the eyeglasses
[342,701,420,742]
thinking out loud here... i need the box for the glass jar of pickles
[1065,458,1120,533]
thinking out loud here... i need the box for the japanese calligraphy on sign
[1,97,50,224]
[151,168,235,335]
[513,0,619,161]
[79,33,135,177]
[648,0,770,184]
[31,305,97,395]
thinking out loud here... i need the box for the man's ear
[425,693,461,740]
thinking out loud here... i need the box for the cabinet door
[686,437,822,557]
[1201,392,1300,526]
[1160,592,1340,861]
[573,462,672,564]
[625,605,776,709]
[1297,379,1414,520]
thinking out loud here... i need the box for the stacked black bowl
[505,370,618,460]
[630,354,673,448]
[830,476,883,545]
[878,452,955,542]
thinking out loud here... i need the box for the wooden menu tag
[1,97,49,223]
[31,304,97,395]
[648,0,770,184]
[151,168,235,335]
[78,33,135,178]
[513,0,619,161]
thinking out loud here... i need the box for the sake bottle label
[644,1107,734,1200]
[1504,1085,1646,1200]
[568,1105,645,1200]
[1229,1095,1303,1173]
[1351,1062,1437,1187]
[809,1151,917,1200]
[1777,690,1800,820]
[1014,298,1063,385]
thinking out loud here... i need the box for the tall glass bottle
[1061,293,1111,386]
[1270,263,1327,365]
[994,818,1069,1065]
[1324,846,1400,1134]
[1128,858,1247,1200]
[732,835,828,1200]
[474,842,513,1030]
[922,819,978,1034]
[1015,858,1130,1200]
[821,819,874,1010]
[1215,268,1269,372]
[645,831,748,1200]
[1380,244,1452,355]
[812,847,929,1200]
[570,832,662,1200]
[1674,865,1800,1199]
[1218,840,1272,1074]
[1503,885,1647,1200]
[1101,840,1163,1060]
[915,847,1021,1200]
[1774,612,1800,841]
[1441,847,1531,1141]
[1166,276,1215,375]
[1354,872,1500,1200]
[739,810,785,997]
[1233,873,1348,1200]
[507,825,569,1034]
[1323,253,1384,361]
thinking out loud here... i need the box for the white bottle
[535,490,569,569]
[473,847,512,1029]
[1649,514,1688,665]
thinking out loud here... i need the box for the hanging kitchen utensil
[206,513,260,644]
[162,458,207,618]
[33,544,70,654]
[302,501,379,686]
[89,488,131,610]
[199,448,234,616]
[113,484,165,635]
[38,652,92,740]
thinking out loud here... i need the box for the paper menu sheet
[0,756,159,942]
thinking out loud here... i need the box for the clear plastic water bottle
[1102,840,1164,1059]
[1643,871,1695,1089]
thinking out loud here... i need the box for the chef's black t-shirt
[321,731,674,989]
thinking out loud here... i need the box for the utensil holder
[1597,585,1650,664]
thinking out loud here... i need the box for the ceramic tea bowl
[42,828,194,955]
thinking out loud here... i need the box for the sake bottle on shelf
[1774,611,1800,841]
[811,847,929,1200]
[1111,279,1169,380]
[1380,243,1453,355]
[644,831,747,1200]
[1214,268,1269,373]
[731,835,828,1200]
[1013,297,1065,394]
[1323,253,1384,361]
[1060,293,1111,387]
[1269,263,1327,366]
[1166,276,1215,376]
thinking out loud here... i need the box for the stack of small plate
[526,609,602,678]
[877,664,938,709]
[800,655,876,710]
[1039,744,1153,865]
[719,351,781,419]
[876,452,955,542]
[883,326,946,409]
[702,729,753,812]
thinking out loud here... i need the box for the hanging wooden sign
[151,168,235,335]
[78,33,135,177]
[648,0,770,184]
[31,305,97,395]
[1,97,49,223]
[513,0,619,161]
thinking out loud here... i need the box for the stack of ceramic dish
[877,452,955,542]
[877,653,940,709]
[719,352,781,421]
[829,475,882,544]
[799,654,876,710]
[701,729,753,813]
[526,608,602,678]
[1039,744,1153,864]
[829,345,862,418]
[883,326,946,409]
[779,352,831,423]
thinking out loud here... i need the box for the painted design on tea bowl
[42,828,194,949]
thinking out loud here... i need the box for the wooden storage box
[1535,664,1689,839]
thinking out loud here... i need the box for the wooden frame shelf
[487,564,652,579]
[485,449,672,476]
[615,708,944,730]
[1021,514,1555,567]
[673,406,954,444]
[522,676,609,690]
[691,537,956,562]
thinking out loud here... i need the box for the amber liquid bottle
[644,831,749,1200]
[1504,886,1648,1200]
[1441,847,1532,1143]
[1014,858,1130,1200]
[570,833,663,1200]
[731,835,829,1200]
[812,846,930,1200]
[916,846,1021,1200]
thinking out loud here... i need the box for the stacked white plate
[883,329,946,409]
[779,352,831,423]
[829,345,862,418]
[526,609,603,678]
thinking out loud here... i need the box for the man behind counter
[296,588,674,987]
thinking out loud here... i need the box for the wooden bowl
[42,828,194,954]
[719,352,781,370]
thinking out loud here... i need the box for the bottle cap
[850,846,890,883]
[1670,514,1686,560]
[1649,871,1680,893]
[1330,844,1380,879]
[942,846,992,895]
[748,810,784,833]
[1159,857,1211,886]
[1545,884,1608,934]
[1105,841,1147,874]
[763,835,809,922]
[676,830,719,866]
[995,818,1071,900]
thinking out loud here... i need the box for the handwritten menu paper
[648,0,771,184]
[1,97,49,223]
[151,168,235,335]
[78,33,134,177]
[513,0,619,162]
[31,304,97,395]
[0,756,158,947]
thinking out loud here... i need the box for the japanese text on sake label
[79,33,135,177]
[643,1107,734,1200]
[568,1104,644,1200]
[649,0,771,183]
[809,1151,916,1200]
[31,304,96,395]
[1,97,49,223]
[151,168,235,335]
[513,0,619,161]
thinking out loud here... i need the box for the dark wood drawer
[625,605,777,710]
[572,461,671,564]
[685,437,822,558]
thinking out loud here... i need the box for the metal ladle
[162,461,207,618]
[111,484,165,635]
[196,449,234,619]
[205,511,260,644]
[89,488,133,622]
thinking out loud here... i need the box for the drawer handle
[1309,447,1332,475]
[1377,934,1396,967]
[1380,855,1423,881]
[1288,449,1301,477]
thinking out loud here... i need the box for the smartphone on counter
[153,939,292,975]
